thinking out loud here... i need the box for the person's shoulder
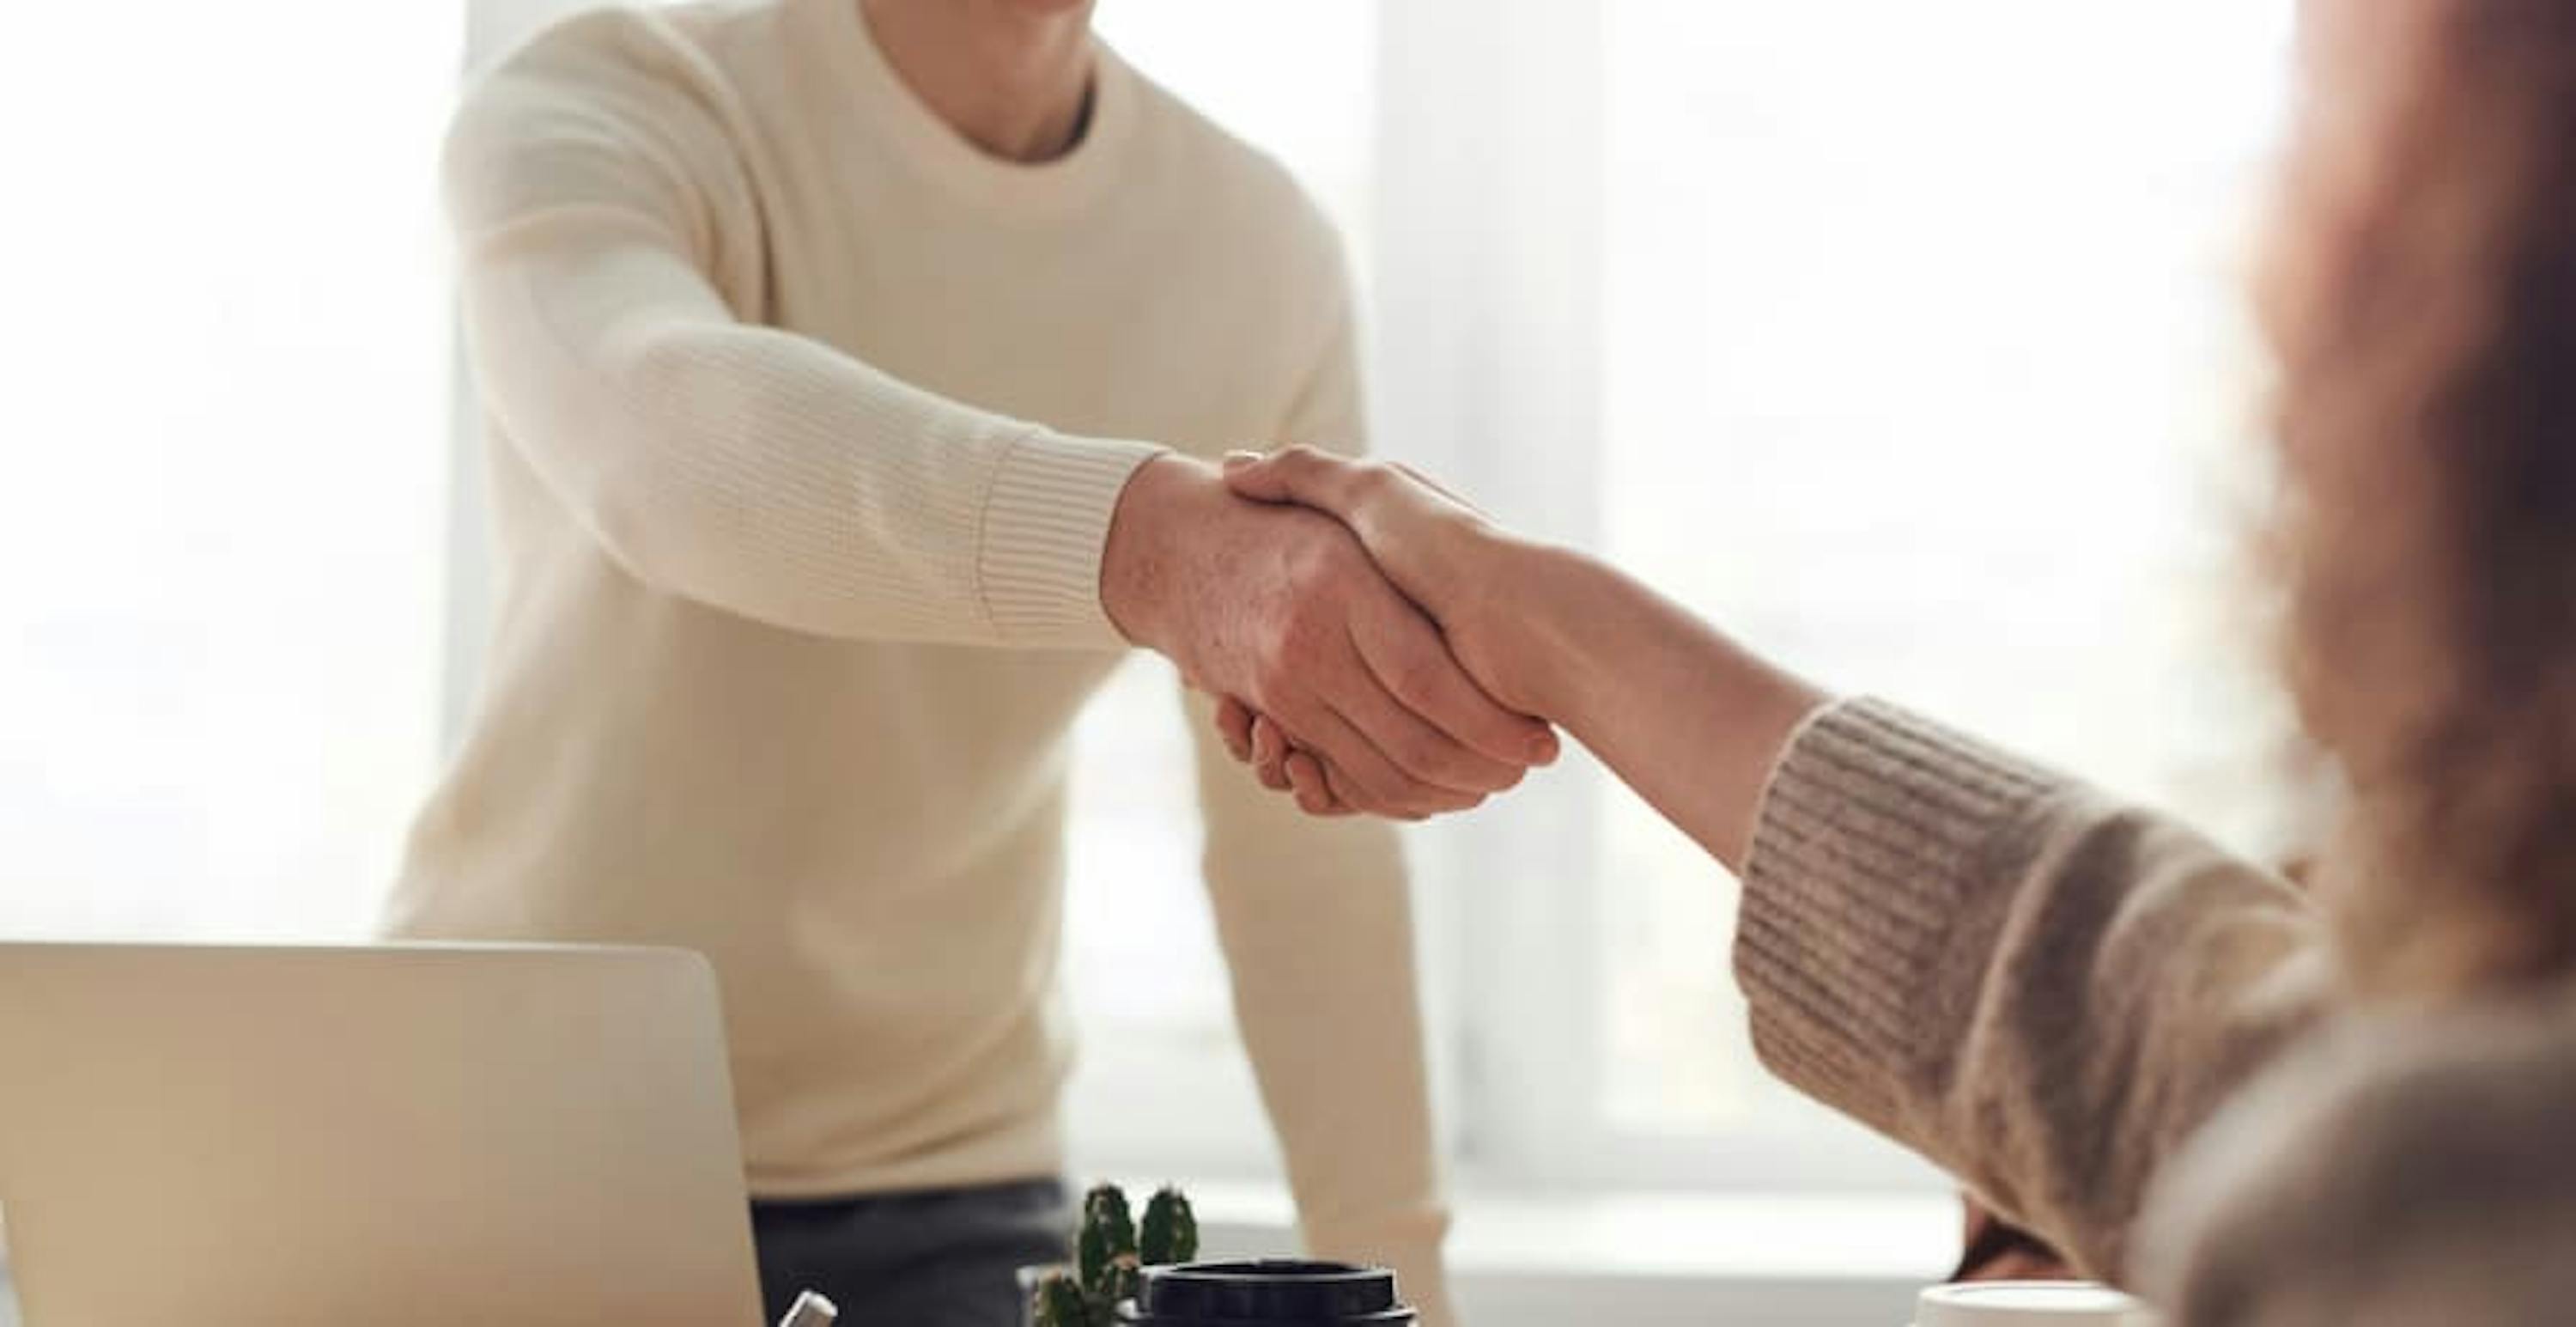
[445,2,773,228]
[476,3,704,90]
[459,1,770,136]
[2140,989,2576,1325]
[1111,52,1348,282]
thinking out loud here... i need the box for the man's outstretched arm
[448,20,1549,813]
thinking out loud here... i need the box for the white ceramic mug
[1913,1281,2160,1327]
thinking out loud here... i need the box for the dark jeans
[752,1179,1072,1327]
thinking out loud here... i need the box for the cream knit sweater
[385,0,1451,1307]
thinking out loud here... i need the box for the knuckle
[1391,729,1448,781]
[1252,628,1320,695]
[1384,652,1446,709]
[1245,667,1289,711]
[1288,532,1358,589]
[1291,591,1343,641]
[1282,606,1346,670]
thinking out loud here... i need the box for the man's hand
[1101,453,1557,819]
[1206,447,1564,816]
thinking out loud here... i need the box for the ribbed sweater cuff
[1734,697,2059,1138]
[976,429,1168,647]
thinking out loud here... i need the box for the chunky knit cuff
[1734,697,2060,1137]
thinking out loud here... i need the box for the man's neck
[859,0,1098,164]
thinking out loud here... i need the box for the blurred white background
[0,0,2300,1319]
[1071,0,2302,1198]
[0,3,459,941]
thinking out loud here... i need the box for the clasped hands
[1101,447,1556,820]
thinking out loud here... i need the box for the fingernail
[1222,449,1262,470]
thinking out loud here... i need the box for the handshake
[1101,447,1562,820]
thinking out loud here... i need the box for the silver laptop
[0,943,764,1326]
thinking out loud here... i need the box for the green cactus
[1138,1186,1199,1265]
[1056,1181,1188,1324]
[1105,1258,1143,1312]
[1084,1184,1139,1257]
[1032,1269,1090,1327]
[1078,1183,1138,1300]
[1075,1221,1111,1298]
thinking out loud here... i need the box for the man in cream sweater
[388,0,1556,1323]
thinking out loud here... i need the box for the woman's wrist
[1485,538,1624,725]
[1491,538,1830,862]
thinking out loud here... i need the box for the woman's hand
[1212,445,1828,859]
[1212,447,1558,814]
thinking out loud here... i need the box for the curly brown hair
[2262,0,2576,997]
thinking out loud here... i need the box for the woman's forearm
[1501,542,1830,869]
[1212,444,1826,851]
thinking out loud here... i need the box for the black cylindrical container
[1118,1260,1416,1325]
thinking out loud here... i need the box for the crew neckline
[795,0,1139,219]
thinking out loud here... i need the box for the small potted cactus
[1030,1183,1200,1327]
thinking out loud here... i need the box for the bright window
[0,4,458,943]
[1070,0,2302,1192]
[1589,0,2302,1158]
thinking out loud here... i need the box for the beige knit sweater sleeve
[443,24,1163,648]
[1735,697,2334,1281]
